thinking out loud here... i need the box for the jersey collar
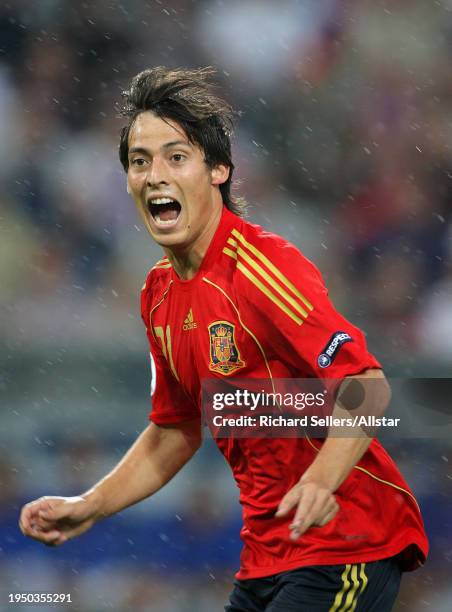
[170,205,240,286]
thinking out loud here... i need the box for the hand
[275,480,339,540]
[19,495,98,546]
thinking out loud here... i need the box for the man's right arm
[19,418,202,546]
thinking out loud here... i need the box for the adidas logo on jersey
[183,308,198,331]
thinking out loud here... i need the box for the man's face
[126,112,228,250]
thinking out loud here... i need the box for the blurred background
[0,0,451,610]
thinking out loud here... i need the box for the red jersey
[140,207,428,579]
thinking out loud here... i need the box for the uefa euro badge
[208,321,245,375]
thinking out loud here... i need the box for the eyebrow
[128,140,191,156]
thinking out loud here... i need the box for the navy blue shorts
[225,557,402,611]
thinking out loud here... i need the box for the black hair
[118,66,246,216]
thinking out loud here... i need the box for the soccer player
[19,67,428,611]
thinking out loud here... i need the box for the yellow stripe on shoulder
[152,258,172,271]
[237,260,304,325]
[223,247,304,325]
[236,243,309,318]
[224,231,314,325]
[223,247,237,259]
[231,229,314,311]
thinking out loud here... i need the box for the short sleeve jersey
[141,207,428,579]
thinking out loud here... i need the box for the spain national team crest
[208,321,245,375]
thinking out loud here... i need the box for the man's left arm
[276,368,391,539]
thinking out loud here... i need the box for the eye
[171,153,186,163]
[130,157,146,166]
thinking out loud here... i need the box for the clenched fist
[19,495,99,546]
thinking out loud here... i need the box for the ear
[211,164,230,186]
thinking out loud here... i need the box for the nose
[146,156,168,187]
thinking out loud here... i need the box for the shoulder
[142,256,172,289]
[226,217,324,291]
[224,218,328,327]
[140,256,173,314]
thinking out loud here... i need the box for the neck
[164,205,223,280]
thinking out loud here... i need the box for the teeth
[150,197,175,205]
[155,214,178,225]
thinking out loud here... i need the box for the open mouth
[147,197,182,227]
